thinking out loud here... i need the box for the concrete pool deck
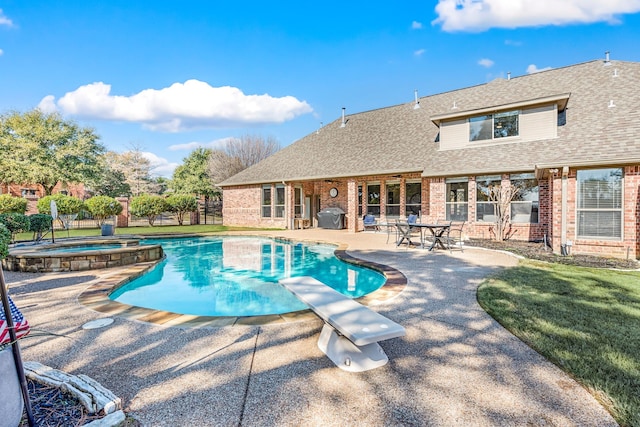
[6,229,617,426]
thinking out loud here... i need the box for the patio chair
[363,214,379,232]
[445,221,465,252]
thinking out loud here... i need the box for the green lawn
[14,224,261,241]
[478,259,640,427]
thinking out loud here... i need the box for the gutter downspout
[561,166,569,254]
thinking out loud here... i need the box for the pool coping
[77,235,407,328]
[4,237,164,273]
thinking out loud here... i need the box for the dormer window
[469,110,519,141]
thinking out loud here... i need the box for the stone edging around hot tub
[78,235,407,328]
[3,238,163,273]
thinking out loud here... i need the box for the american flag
[0,295,30,346]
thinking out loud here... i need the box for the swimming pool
[110,236,385,317]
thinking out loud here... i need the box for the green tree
[28,214,52,241]
[37,194,85,215]
[0,109,105,194]
[0,213,30,243]
[85,196,123,226]
[130,194,168,226]
[170,148,216,198]
[0,194,27,214]
[166,194,198,226]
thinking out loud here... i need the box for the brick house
[0,182,89,214]
[219,57,640,259]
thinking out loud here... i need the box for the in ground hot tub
[2,238,163,272]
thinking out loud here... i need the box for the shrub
[37,194,85,215]
[85,196,123,226]
[166,194,198,226]
[0,194,28,214]
[0,223,10,259]
[130,194,168,226]
[0,213,30,243]
[29,214,53,241]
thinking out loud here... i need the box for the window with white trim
[446,177,468,221]
[261,185,271,218]
[275,184,285,218]
[577,168,622,239]
[469,111,519,141]
[386,182,400,217]
[366,183,380,216]
[476,175,501,222]
[405,181,421,216]
[510,173,539,223]
[294,187,302,217]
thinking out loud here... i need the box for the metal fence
[50,203,223,230]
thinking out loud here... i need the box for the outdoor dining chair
[363,214,379,232]
[445,221,466,252]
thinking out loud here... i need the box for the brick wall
[222,167,639,259]
[548,167,638,259]
[222,184,287,228]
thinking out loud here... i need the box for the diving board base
[318,324,389,372]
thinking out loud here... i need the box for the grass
[478,259,640,427]
[13,224,262,241]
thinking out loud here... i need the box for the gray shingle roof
[220,59,640,186]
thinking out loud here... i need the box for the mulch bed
[19,379,102,427]
[466,238,640,270]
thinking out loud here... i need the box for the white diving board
[279,276,405,372]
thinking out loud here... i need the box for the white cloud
[0,49,4,56]
[432,0,640,32]
[37,80,313,132]
[411,20,423,29]
[414,49,426,57]
[526,64,553,74]
[0,9,13,27]
[169,137,237,151]
[478,58,494,68]
[141,152,180,177]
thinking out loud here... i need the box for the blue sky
[2,1,640,176]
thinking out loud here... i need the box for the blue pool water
[110,236,385,317]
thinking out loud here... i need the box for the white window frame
[576,168,623,240]
[445,177,468,221]
[275,184,285,218]
[261,184,272,218]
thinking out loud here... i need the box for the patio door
[312,195,320,228]
[304,197,311,220]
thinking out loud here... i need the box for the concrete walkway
[6,230,617,426]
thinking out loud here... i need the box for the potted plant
[85,196,123,236]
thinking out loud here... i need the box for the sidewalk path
[6,230,617,426]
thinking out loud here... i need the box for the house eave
[219,168,424,187]
[535,158,640,179]
[430,93,571,126]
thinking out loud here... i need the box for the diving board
[279,276,405,372]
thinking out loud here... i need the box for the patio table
[411,223,451,251]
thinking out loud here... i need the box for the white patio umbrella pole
[0,266,35,426]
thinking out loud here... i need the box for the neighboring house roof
[220,59,640,186]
